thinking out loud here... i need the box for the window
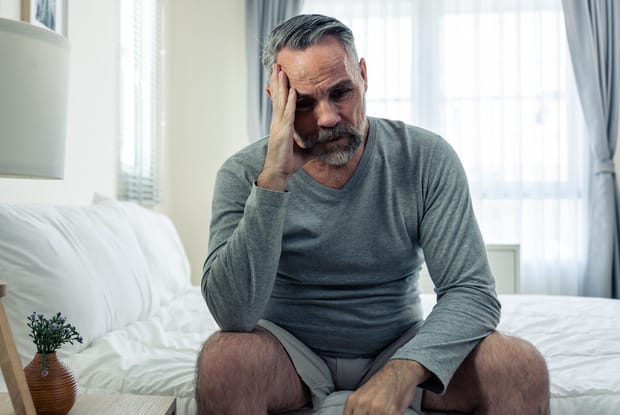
[118,0,165,206]
[303,0,588,294]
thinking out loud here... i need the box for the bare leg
[195,327,312,414]
[422,332,550,415]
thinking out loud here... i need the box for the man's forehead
[276,40,357,90]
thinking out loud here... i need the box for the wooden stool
[0,280,36,414]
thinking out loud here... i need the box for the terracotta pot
[24,352,77,415]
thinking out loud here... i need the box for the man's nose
[315,100,341,129]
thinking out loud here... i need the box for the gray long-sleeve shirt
[202,117,500,393]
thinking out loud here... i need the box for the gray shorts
[258,319,425,414]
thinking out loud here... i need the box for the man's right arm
[202,65,313,331]
[202,164,290,332]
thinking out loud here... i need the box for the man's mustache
[303,123,361,147]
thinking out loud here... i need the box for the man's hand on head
[257,64,316,192]
[343,359,431,415]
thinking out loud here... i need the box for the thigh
[420,334,488,412]
[196,326,311,414]
[421,332,549,414]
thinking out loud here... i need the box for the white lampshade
[0,17,70,179]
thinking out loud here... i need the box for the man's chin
[318,153,350,167]
[318,142,361,166]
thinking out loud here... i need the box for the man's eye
[331,88,352,101]
[296,99,314,110]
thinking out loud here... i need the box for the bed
[1,200,619,414]
[56,290,620,415]
[466,294,620,414]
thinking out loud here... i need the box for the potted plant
[24,312,83,415]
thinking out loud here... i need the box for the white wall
[0,0,248,286]
[0,0,119,205]
[168,0,248,285]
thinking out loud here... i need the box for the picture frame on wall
[21,0,68,37]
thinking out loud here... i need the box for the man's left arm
[345,136,500,413]
[393,136,501,392]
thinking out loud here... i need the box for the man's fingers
[270,63,280,87]
[276,69,285,108]
[270,64,292,115]
[284,87,296,120]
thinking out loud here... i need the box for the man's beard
[299,121,364,166]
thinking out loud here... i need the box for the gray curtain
[563,0,620,298]
[246,0,304,141]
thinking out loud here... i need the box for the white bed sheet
[60,287,216,415]
[5,290,618,415]
[482,294,620,415]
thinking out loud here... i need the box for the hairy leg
[195,327,312,415]
[422,332,550,415]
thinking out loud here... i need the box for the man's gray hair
[261,14,359,72]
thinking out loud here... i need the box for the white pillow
[0,202,157,365]
[93,195,191,304]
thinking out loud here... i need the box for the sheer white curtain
[303,0,588,295]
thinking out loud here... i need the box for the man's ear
[266,84,273,98]
[359,58,368,92]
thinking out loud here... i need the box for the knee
[499,334,549,389]
[195,330,265,414]
[197,331,238,386]
[482,333,550,413]
[197,330,252,378]
[512,336,550,410]
[195,332,228,414]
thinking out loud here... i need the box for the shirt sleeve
[390,137,501,394]
[201,159,290,332]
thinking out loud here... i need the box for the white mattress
[481,294,620,415]
[6,289,619,414]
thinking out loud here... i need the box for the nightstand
[0,393,176,415]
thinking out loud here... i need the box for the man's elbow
[205,291,259,333]
[209,309,258,333]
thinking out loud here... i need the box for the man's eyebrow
[295,92,314,101]
[329,80,355,91]
[295,80,355,100]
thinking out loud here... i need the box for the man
[197,14,549,415]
